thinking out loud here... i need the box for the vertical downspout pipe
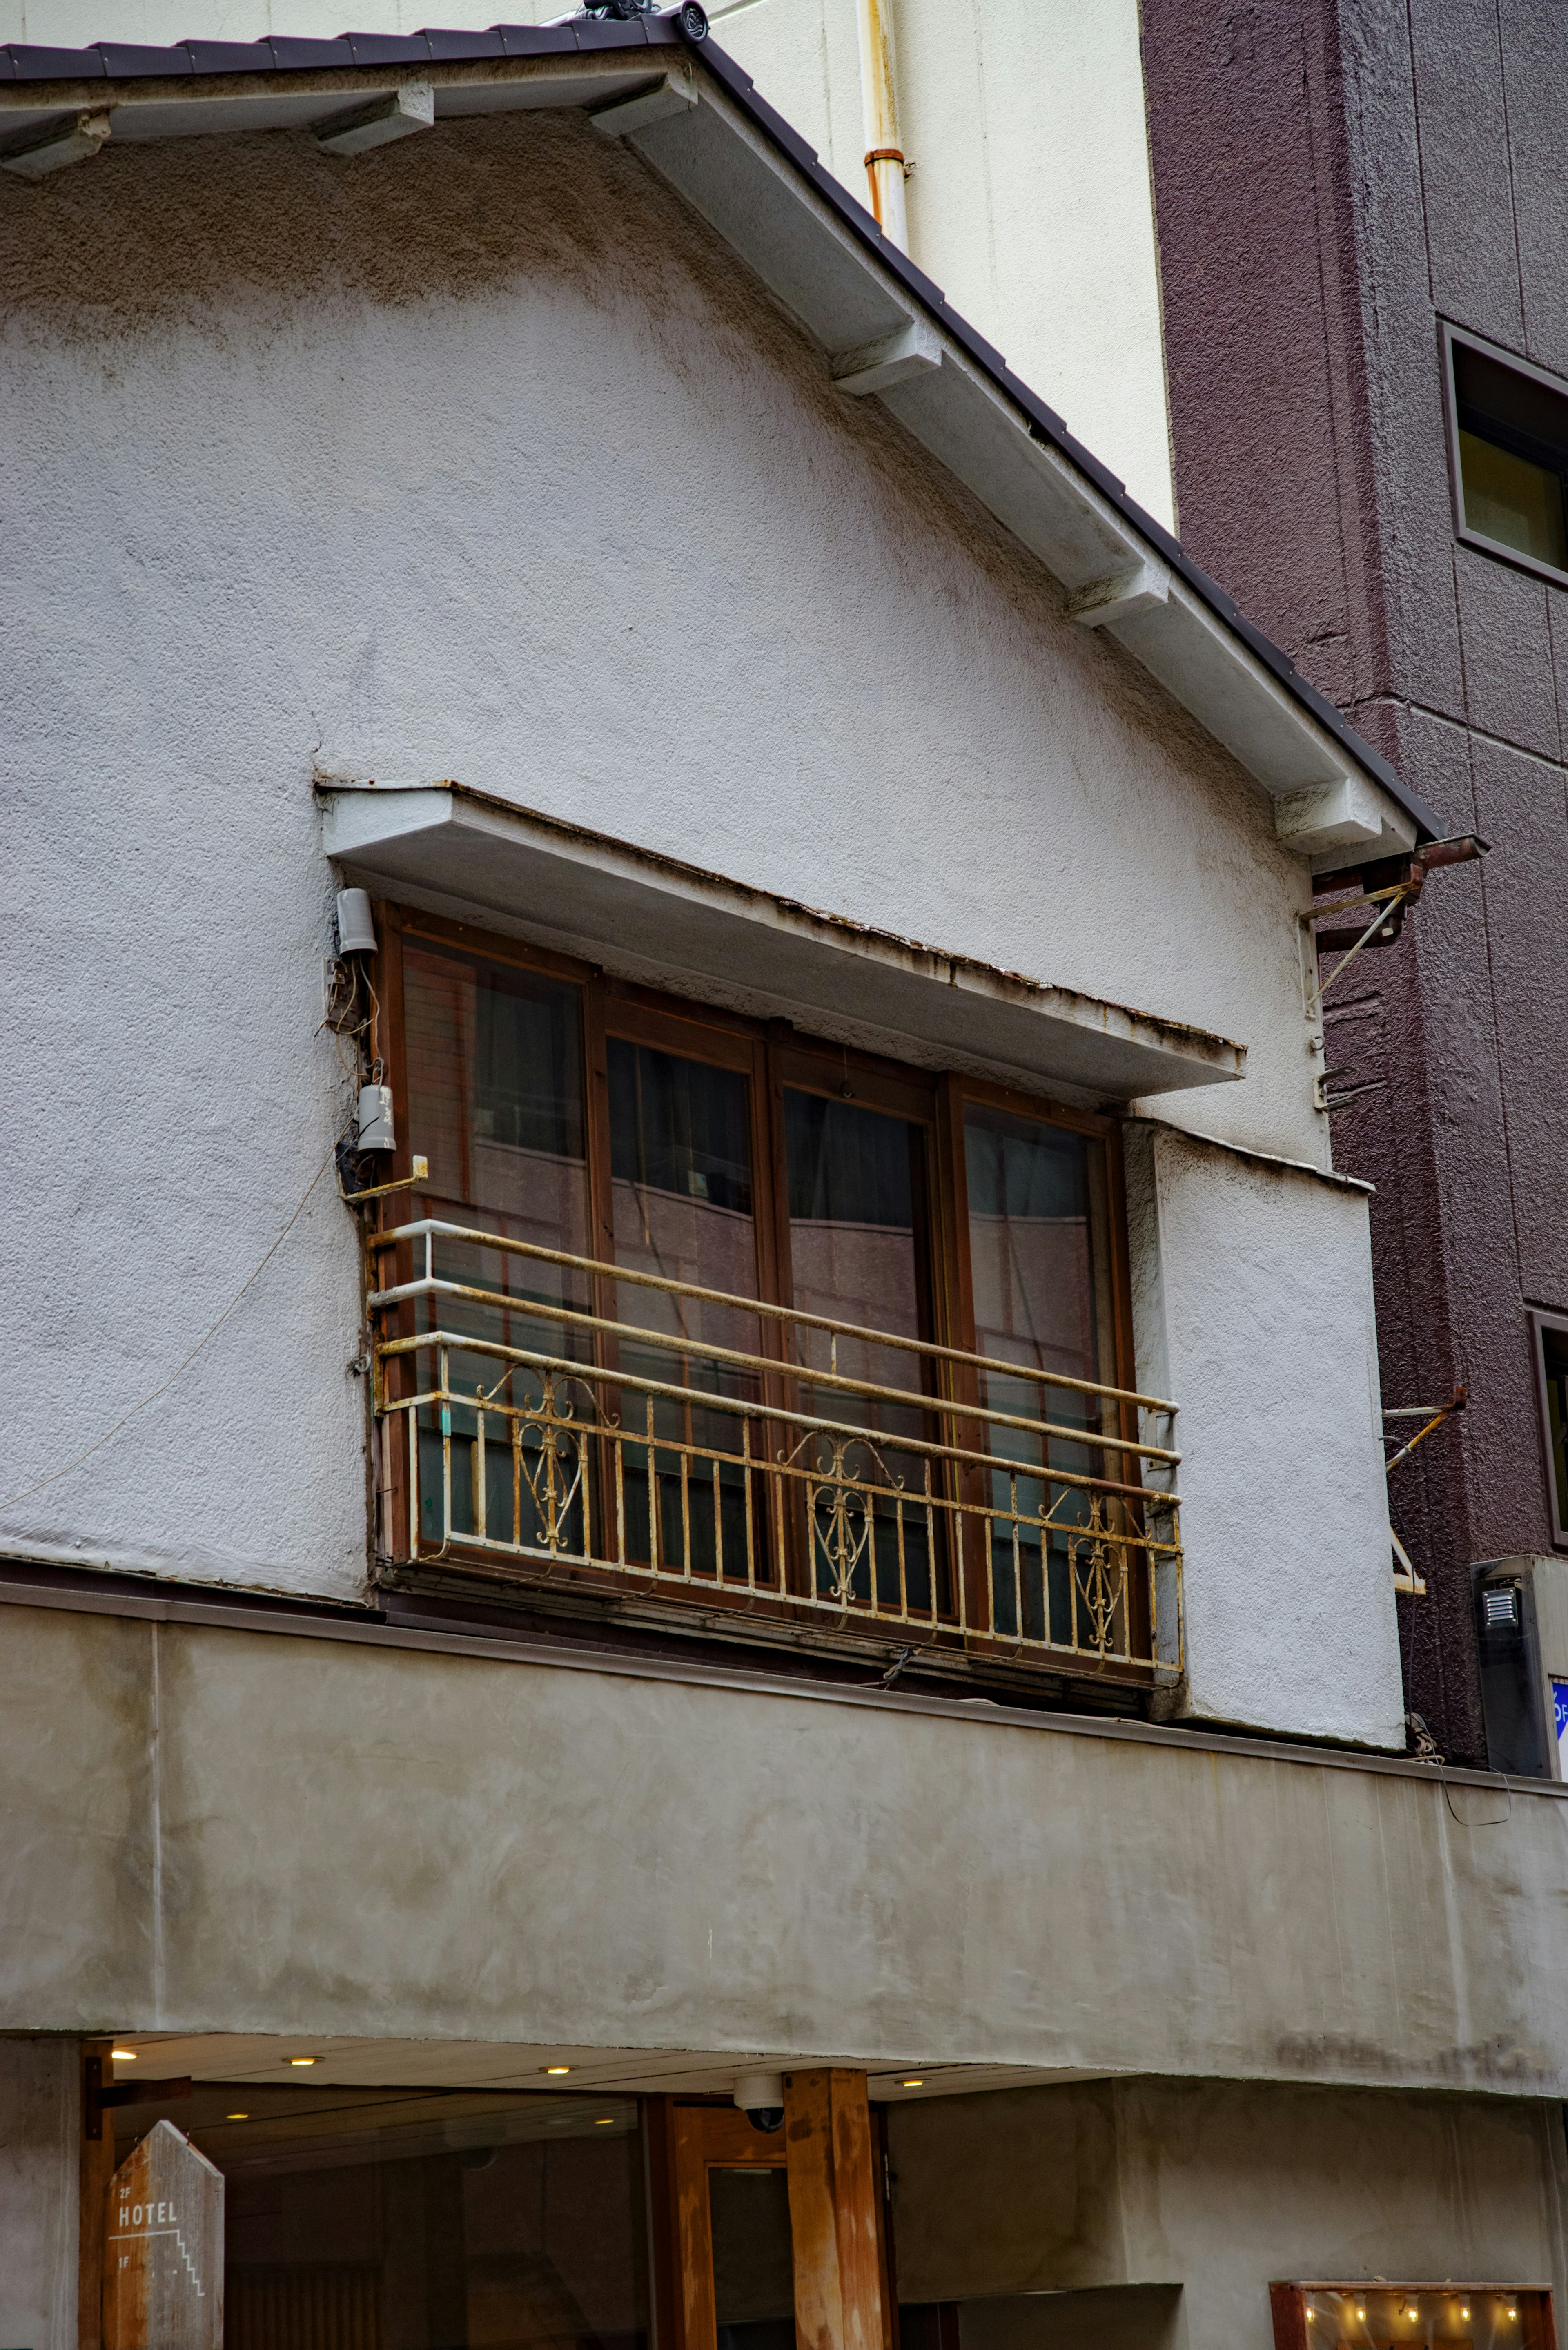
[856,0,907,249]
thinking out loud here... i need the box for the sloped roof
[0,7,1443,855]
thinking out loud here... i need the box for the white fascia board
[629,81,915,365]
[1112,585,1418,860]
[319,781,1245,1101]
[631,81,1414,861]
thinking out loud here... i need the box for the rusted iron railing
[367,1220,1183,1683]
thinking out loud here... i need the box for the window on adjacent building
[1447,326,1568,581]
[1532,1311,1568,1546]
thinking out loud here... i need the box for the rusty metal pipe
[856,0,906,246]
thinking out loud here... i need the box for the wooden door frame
[653,2101,788,2350]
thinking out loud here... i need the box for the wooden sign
[103,2118,223,2350]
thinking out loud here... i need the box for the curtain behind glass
[607,1038,762,1579]
[963,1104,1115,1643]
[401,941,592,1554]
[784,1090,935,1611]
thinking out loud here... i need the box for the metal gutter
[0,9,1443,847]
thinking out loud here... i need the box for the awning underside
[321,782,1245,1101]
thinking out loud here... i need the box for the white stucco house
[2,14,1559,2350]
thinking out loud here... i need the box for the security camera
[733,2071,784,2135]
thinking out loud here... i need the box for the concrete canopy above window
[319,780,1245,1100]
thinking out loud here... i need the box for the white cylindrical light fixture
[336,888,378,954]
[356,1083,396,1152]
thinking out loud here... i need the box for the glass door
[670,2109,792,2350]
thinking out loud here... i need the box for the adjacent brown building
[1143,0,1568,1766]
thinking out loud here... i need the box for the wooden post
[783,2071,888,2350]
[78,2041,117,2350]
[103,2120,223,2350]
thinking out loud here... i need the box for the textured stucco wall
[1,105,1354,1703]
[0,0,1176,535]
[891,2076,1568,2347]
[1126,1122,1400,1744]
[6,1600,1568,2095]
[0,2039,80,2350]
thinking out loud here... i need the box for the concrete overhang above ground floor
[6,1584,1568,2100]
[319,778,1244,1100]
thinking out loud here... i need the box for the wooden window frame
[371,900,1141,1647]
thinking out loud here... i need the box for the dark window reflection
[963,1104,1116,1648]
[402,941,594,1558]
[783,1089,938,1615]
[710,2166,794,2350]
[189,2089,646,2350]
[607,1037,762,1581]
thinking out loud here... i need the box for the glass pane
[1543,1328,1568,1538]
[111,2082,648,2350]
[402,941,592,1558]
[963,1104,1117,1648]
[1459,427,1568,568]
[710,2167,794,2350]
[1302,2285,1530,2350]
[784,1089,936,1615]
[607,1037,762,1582]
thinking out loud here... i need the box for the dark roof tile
[1,42,107,76]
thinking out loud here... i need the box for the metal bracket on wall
[1383,1384,1467,1476]
[83,2054,193,2142]
[1391,1525,1426,1597]
[1383,1387,1468,1598]
[1301,835,1488,1103]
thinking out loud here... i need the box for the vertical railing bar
[679,1426,692,1584]
[615,1427,628,1568]
[894,1481,909,1624]
[475,1405,487,1546]
[440,1345,452,1550]
[646,1394,660,1579]
[408,1394,419,1556]
[742,1419,756,1593]
[774,1442,788,1592]
[712,1452,724,1587]
[1009,1469,1021,1647]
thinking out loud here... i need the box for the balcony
[367,1221,1183,1692]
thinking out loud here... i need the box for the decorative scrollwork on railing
[1068,1495,1127,1657]
[370,1218,1183,1680]
[513,1371,595,1557]
[786,1430,903,1609]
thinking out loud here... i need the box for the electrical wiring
[1,1141,339,1513]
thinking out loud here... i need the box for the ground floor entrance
[88,2065,896,2350]
[67,2050,1568,2350]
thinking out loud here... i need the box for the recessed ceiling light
[110,2049,137,2061]
[544,2065,572,2076]
[900,2078,924,2088]
[287,2057,317,2067]
[226,2112,249,2121]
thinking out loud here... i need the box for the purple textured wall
[1143,0,1568,1766]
